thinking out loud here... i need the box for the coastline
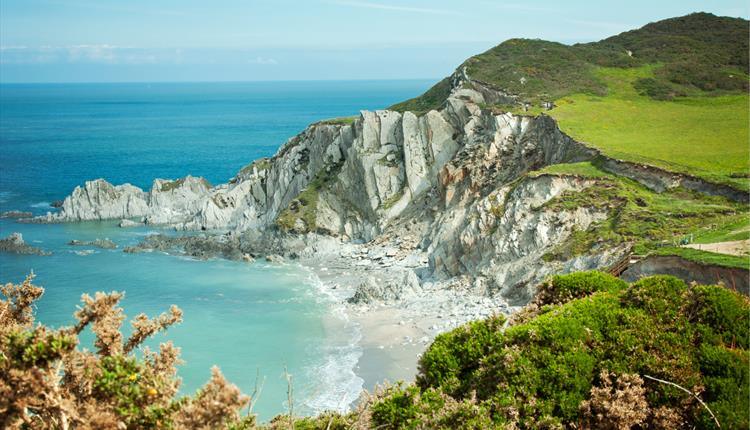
[294,236,517,413]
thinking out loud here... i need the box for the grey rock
[265,254,285,263]
[0,233,51,256]
[118,219,143,228]
[0,211,33,219]
[69,238,117,249]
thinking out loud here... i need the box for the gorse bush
[0,274,253,429]
[372,272,749,429]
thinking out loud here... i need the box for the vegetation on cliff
[532,161,748,267]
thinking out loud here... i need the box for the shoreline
[294,236,518,414]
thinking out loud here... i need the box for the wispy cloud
[1,45,162,65]
[480,2,559,13]
[249,56,278,65]
[329,0,458,15]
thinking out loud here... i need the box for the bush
[535,271,627,305]
[416,316,505,394]
[374,275,750,428]
[0,274,251,429]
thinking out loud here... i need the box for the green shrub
[373,275,750,428]
[535,271,627,305]
[416,315,505,394]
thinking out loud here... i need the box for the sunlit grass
[549,66,750,190]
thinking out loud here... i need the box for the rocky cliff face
[43,86,731,301]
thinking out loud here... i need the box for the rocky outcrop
[348,271,422,304]
[34,176,211,225]
[0,211,32,219]
[69,238,117,249]
[0,233,51,256]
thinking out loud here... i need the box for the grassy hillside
[548,67,750,189]
[389,13,749,190]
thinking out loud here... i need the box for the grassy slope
[549,66,750,189]
[531,161,746,267]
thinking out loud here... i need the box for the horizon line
[0,77,442,85]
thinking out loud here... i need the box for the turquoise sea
[0,80,432,420]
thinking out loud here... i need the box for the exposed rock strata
[37,89,743,303]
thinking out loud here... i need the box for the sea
[0,80,432,421]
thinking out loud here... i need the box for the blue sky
[1,0,748,83]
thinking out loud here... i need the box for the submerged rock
[0,233,51,256]
[68,238,117,249]
[0,211,33,219]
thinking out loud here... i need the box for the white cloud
[329,0,458,15]
[249,56,278,65]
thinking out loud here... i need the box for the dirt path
[684,239,750,257]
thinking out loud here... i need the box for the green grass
[692,214,750,244]
[390,77,452,114]
[549,66,750,190]
[318,116,357,126]
[530,161,615,179]
[651,246,749,269]
[537,162,744,261]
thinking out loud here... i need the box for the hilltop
[392,13,750,190]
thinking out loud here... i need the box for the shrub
[0,274,251,429]
[373,275,750,428]
[416,315,505,394]
[535,271,627,305]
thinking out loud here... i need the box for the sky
[1,0,748,83]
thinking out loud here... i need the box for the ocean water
[0,80,432,420]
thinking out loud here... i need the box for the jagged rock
[265,254,284,263]
[347,271,421,304]
[0,233,51,256]
[0,211,32,219]
[241,253,255,263]
[69,238,117,249]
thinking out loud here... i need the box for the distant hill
[391,12,749,111]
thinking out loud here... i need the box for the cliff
[36,80,746,301]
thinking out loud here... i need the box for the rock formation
[0,233,51,256]
[36,80,745,302]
